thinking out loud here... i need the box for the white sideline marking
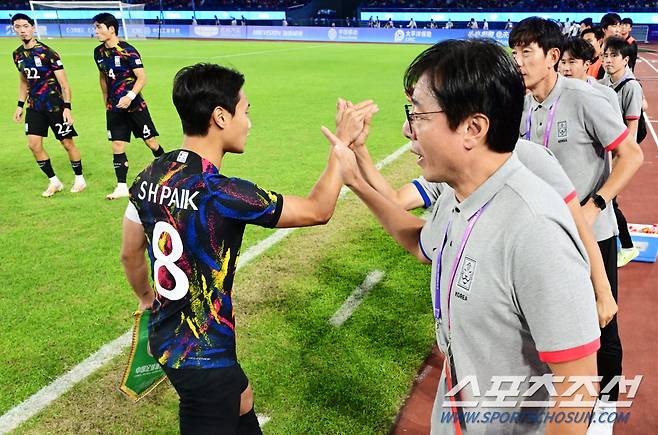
[0,142,412,433]
[640,56,658,75]
[257,414,271,426]
[0,331,131,434]
[643,112,658,149]
[638,57,658,148]
[329,270,385,327]
[64,44,329,59]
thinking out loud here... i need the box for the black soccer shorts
[106,106,159,142]
[25,108,78,141]
[162,363,256,435]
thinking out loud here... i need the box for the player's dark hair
[93,12,119,35]
[621,17,633,27]
[580,18,593,27]
[600,13,621,30]
[562,37,595,62]
[603,36,633,59]
[581,27,604,41]
[11,13,34,26]
[173,63,245,136]
[509,17,563,55]
[403,39,524,154]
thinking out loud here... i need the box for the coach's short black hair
[581,27,604,41]
[600,13,621,30]
[603,36,633,59]
[562,37,595,62]
[403,39,524,154]
[11,13,34,26]
[93,12,119,35]
[621,17,633,26]
[509,17,563,55]
[173,63,245,136]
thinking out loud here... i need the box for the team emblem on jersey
[457,256,477,291]
[114,55,121,67]
[176,151,189,163]
[557,121,568,139]
[34,56,42,67]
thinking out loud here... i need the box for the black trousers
[597,236,623,402]
[613,198,633,249]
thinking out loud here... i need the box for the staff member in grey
[323,39,600,435]
[510,17,644,423]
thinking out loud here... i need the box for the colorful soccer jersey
[128,150,282,369]
[13,41,64,112]
[94,41,147,112]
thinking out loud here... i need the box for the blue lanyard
[433,202,489,330]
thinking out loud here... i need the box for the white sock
[75,175,85,183]
[49,176,61,185]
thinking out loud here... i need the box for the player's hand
[581,199,601,227]
[137,294,153,312]
[335,99,378,147]
[321,126,361,187]
[596,286,617,328]
[117,95,132,109]
[62,108,74,125]
[13,107,23,123]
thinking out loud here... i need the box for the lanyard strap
[433,203,489,328]
[525,95,561,148]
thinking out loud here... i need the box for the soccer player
[510,18,644,432]
[11,13,86,197]
[600,13,622,41]
[582,27,606,79]
[120,63,376,434]
[323,39,600,434]
[601,36,645,267]
[92,12,164,200]
[559,37,621,117]
[620,18,638,71]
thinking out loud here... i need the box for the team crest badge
[557,120,568,138]
[34,56,42,67]
[457,257,477,291]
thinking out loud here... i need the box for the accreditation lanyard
[525,95,561,148]
[433,202,489,331]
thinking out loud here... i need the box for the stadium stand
[361,0,658,12]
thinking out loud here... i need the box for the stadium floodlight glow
[29,1,146,40]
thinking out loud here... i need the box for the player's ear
[213,107,228,130]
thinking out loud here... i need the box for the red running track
[392,44,658,434]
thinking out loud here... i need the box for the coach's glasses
[404,104,444,135]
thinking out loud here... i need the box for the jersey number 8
[152,221,189,300]
[108,68,116,79]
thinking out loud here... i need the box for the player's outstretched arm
[14,73,28,123]
[339,100,425,211]
[321,127,429,264]
[54,69,73,125]
[275,100,378,228]
[121,217,154,311]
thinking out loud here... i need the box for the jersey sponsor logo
[34,56,42,67]
[96,59,103,64]
[457,256,477,292]
[137,181,199,210]
[176,151,189,163]
[114,55,121,67]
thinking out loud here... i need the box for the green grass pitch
[0,37,437,433]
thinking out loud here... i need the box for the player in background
[121,63,377,434]
[620,18,638,71]
[93,12,164,200]
[12,13,86,197]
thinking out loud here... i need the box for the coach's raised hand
[334,98,378,147]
